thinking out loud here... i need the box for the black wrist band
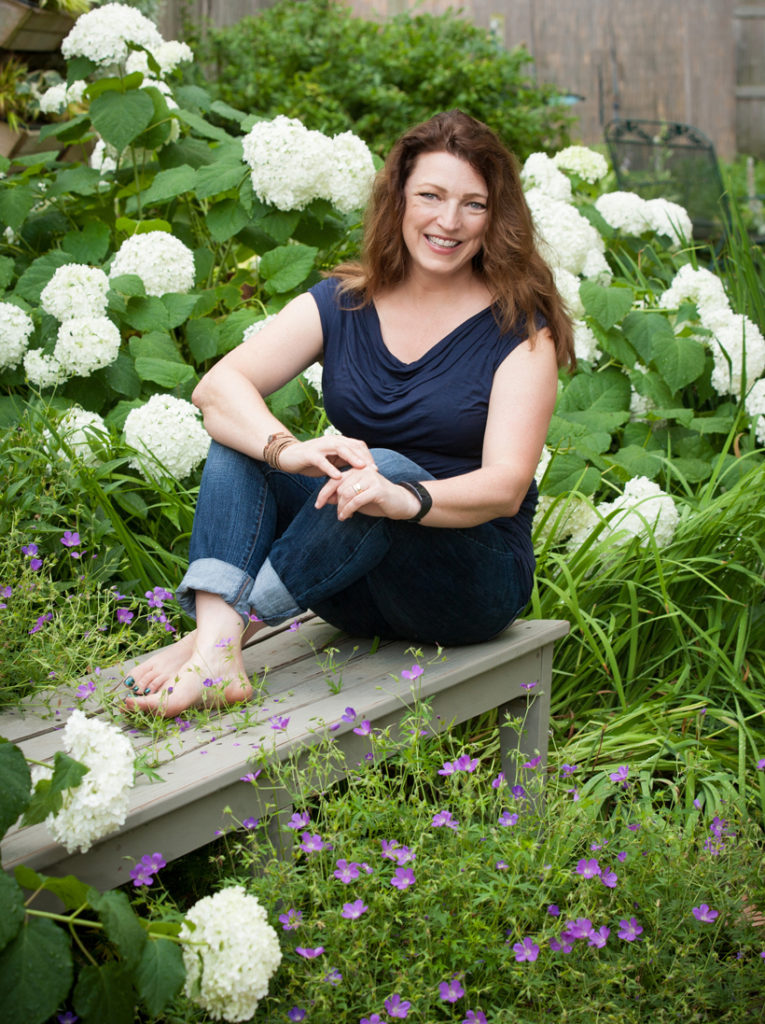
[399,481,433,523]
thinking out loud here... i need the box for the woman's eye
[468,201,487,211]
[419,192,438,200]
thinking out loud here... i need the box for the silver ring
[353,482,364,494]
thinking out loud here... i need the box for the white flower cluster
[44,407,108,466]
[41,264,110,320]
[43,709,135,854]
[525,187,610,279]
[0,302,34,371]
[533,493,599,551]
[24,351,67,388]
[659,265,765,398]
[521,153,572,202]
[242,314,277,343]
[595,192,693,246]
[125,39,194,78]
[745,379,765,446]
[180,886,282,1022]
[242,116,375,213]
[110,232,195,296]
[55,317,121,378]
[552,145,609,184]
[599,476,679,549]
[39,79,87,116]
[123,394,210,480]
[62,2,164,66]
[302,362,323,397]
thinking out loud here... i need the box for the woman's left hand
[315,469,421,521]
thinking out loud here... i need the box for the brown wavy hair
[332,110,575,367]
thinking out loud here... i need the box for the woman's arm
[193,292,376,477]
[315,327,559,525]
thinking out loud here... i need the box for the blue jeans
[176,441,532,645]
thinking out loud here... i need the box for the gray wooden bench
[1,616,568,892]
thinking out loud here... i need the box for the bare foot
[123,640,252,718]
[122,630,198,696]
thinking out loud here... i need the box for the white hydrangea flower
[24,350,66,388]
[61,2,164,66]
[180,886,282,1022]
[53,317,121,378]
[745,378,765,446]
[629,386,657,422]
[552,145,609,184]
[595,191,652,236]
[44,406,108,466]
[90,138,119,175]
[535,444,552,482]
[572,320,601,363]
[42,710,135,854]
[553,267,584,318]
[598,476,678,549]
[242,314,276,343]
[709,312,765,400]
[581,248,612,282]
[534,493,600,550]
[0,302,34,370]
[521,152,573,202]
[125,38,193,77]
[302,361,323,397]
[324,423,341,436]
[643,199,693,246]
[41,264,110,321]
[243,115,334,212]
[525,187,606,277]
[39,82,68,116]
[659,264,729,323]
[110,231,195,296]
[326,130,375,213]
[124,394,211,480]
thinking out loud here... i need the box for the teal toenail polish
[123,676,134,687]
[143,687,151,695]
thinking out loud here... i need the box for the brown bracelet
[263,431,298,469]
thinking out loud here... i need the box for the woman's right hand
[277,435,378,479]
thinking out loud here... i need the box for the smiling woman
[122,110,575,718]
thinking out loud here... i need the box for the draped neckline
[368,301,493,368]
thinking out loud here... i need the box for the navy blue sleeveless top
[309,277,538,575]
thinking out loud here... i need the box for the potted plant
[0,0,90,51]
[0,54,83,157]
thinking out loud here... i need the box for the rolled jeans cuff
[175,557,304,628]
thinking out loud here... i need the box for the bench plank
[1,618,568,892]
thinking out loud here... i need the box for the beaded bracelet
[263,431,298,469]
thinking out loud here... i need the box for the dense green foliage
[187,0,572,159]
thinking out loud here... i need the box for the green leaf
[124,296,169,332]
[580,280,635,330]
[0,186,36,232]
[47,166,102,198]
[604,445,664,480]
[622,311,676,364]
[141,165,197,205]
[14,251,73,303]
[195,159,247,199]
[256,208,301,245]
[176,108,235,143]
[113,489,148,519]
[134,358,195,387]
[186,318,220,362]
[135,937,186,1016]
[664,457,712,483]
[115,217,172,236]
[546,414,612,455]
[87,72,144,99]
[210,99,250,124]
[14,866,90,911]
[267,378,304,419]
[63,222,111,264]
[49,752,88,795]
[0,740,31,838]
[21,778,62,827]
[105,352,141,398]
[690,413,737,434]
[259,243,318,294]
[68,57,97,84]
[162,293,200,329]
[129,332,182,363]
[131,86,173,151]
[87,888,147,972]
[205,199,250,242]
[89,90,155,152]
[109,274,146,298]
[219,309,261,353]
[0,254,14,290]
[0,917,73,1024]
[651,332,706,392]
[0,874,25,953]
[73,962,136,1024]
[557,367,631,414]
[542,453,601,496]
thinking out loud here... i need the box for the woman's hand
[315,468,422,521]
[277,435,378,479]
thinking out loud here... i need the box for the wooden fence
[158,0,764,159]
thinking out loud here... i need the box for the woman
[124,110,574,717]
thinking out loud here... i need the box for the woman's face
[401,150,488,282]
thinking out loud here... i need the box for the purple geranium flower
[390,867,415,890]
[401,664,423,680]
[431,809,458,830]
[270,715,290,730]
[692,903,719,923]
[334,859,361,883]
[566,917,594,940]
[287,1009,306,1022]
[361,1016,385,1024]
[438,978,465,1002]
[491,771,505,788]
[242,817,259,830]
[498,811,519,827]
[295,946,324,959]
[341,706,357,722]
[463,1013,488,1024]
[279,908,302,931]
[757,758,765,771]
[287,811,310,830]
[547,904,560,917]
[524,755,542,768]
[116,608,134,624]
[560,763,578,777]
[600,868,618,888]
[588,925,610,948]
[60,530,80,548]
[140,852,166,873]
[324,968,342,985]
[520,680,537,690]
[129,863,155,887]
[76,680,96,699]
[341,898,368,920]
[299,832,329,854]
[28,612,53,635]
[384,994,411,1018]
[57,1014,78,1024]
[576,857,601,879]
[618,917,643,941]
[353,720,372,736]
[513,937,540,962]
[240,770,262,783]
[609,765,629,783]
